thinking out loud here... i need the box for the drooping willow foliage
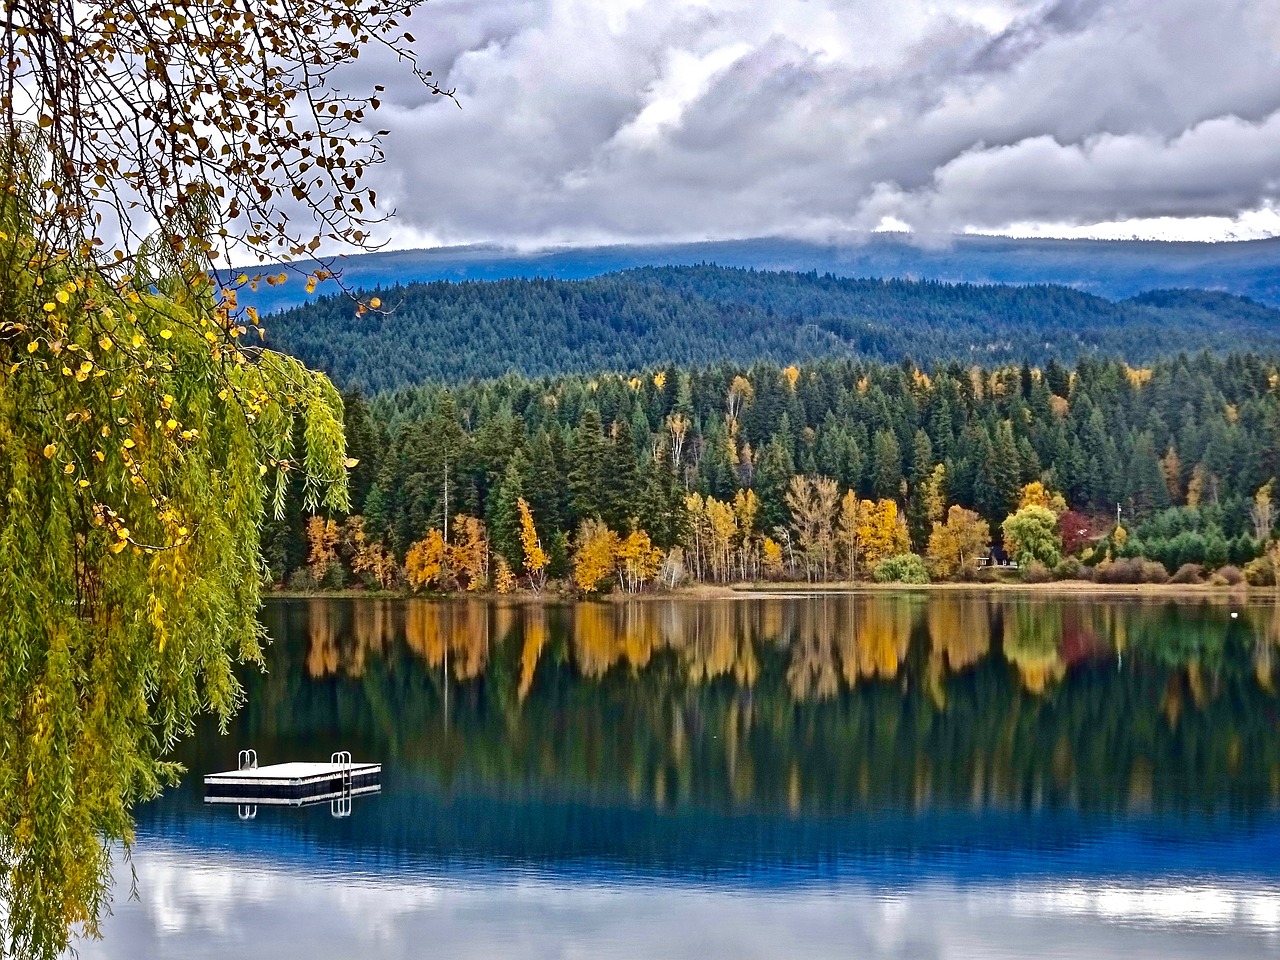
[0,136,351,958]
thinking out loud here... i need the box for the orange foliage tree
[305,515,341,583]
[517,497,549,591]
[343,516,397,589]
[449,514,490,591]
[404,530,448,592]
[926,506,991,579]
[573,519,620,593]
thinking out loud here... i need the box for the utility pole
[443,456,449,545]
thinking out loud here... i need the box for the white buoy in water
[1231,612,1239,619]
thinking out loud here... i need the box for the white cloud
[349,0,1280,247]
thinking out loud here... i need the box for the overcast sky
[353,0,1280,249]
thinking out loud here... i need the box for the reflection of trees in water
[518,606,548,702]
[305,597,340,678]
[403,599,489,681]
[305,598,398,678]
[1244,605,1280,695]
[275,597,1280,817]
[787,599,841,701]
[926,596,991,708]
[841,596,919,685]
[1002,601,1066,694]
[928,596,991,673]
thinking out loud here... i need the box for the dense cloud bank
[353,0,1280,246]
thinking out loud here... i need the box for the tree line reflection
[245,595,1280,816]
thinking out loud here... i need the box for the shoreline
[270,579,1269,603]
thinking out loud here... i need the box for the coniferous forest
[267,348,1280,595]
[263,265,1280,391]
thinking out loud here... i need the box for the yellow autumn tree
[786,475,840,579]
[733,488,760,580]
[1018,481,1067,515]
[726,375,755,419]
[1018,481,1050,510]
[857,499,910,567]
[404,529,447,592]
[305,515,341,584]
[616,529,665,592]
[449,514,490,591]
[494,557,517,594]
[517,497,549,592]
[344,516,397,590]
[573,518,620,593]
[926,506,991,579]
[1251,480,1276,542]
[705,496,738,582]
[762,537,785,579]
[1187,464,1208,507]
[923,463,947,527]
[836,491,864,578]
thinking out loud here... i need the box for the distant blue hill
[239,233,1280,315]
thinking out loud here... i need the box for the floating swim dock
[204,750,381,813]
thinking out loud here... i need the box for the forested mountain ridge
[236,234,1280,316]
[263,264,1280,391]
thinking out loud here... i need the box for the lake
[75,593,1280,958]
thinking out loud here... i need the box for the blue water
[74,595,1280,958]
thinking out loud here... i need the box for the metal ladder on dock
[331,750,352,818]
[237,750,258,819]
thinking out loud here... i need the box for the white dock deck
[204,760,382,806]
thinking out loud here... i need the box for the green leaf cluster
[0,170,349,957]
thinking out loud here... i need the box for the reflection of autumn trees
[305,598,397,678]
[305,598,340,678]
[1245,604,1280,694]
[841,597,918,685]
[926,596,992,707]
[683,602,759,687]
[351,600,395,676]
[786,599,841,701]
[518,606,548,701]
[927,596,991,673]
[777,596,921,700]
[404,599,491,681]
[277,596,1280,818]
[1001,601,1066,694]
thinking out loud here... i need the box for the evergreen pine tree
[906,429,935,549]
[755,433,797,535]
[491,458,527,568]
[524,428,564,535]
[603,420,641,530]
[871,428,903,500]
[569,409,607,525]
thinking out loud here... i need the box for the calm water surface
[76,594,1280,958]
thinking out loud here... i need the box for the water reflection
[259,594,1280,817]
[80,843,1280,960]
[69,594,1280,959]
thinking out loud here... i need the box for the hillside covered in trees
[262,266,1280,391]
[237,234,1280,316]
[268,352,1280,594]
